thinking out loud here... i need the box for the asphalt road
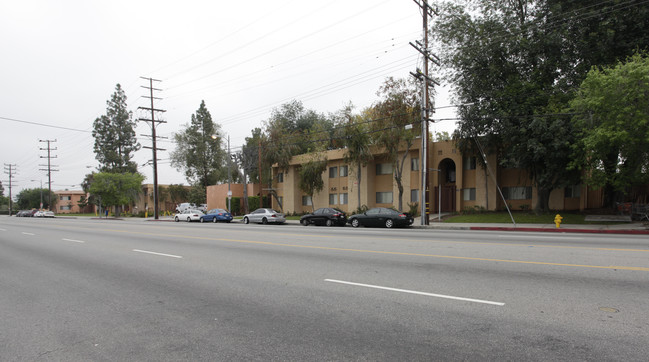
[1,217,648,361]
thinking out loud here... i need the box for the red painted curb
[470,226,649,235]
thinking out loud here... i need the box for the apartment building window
[329,193,338,205]
[503,186,532,200]
[60,205,72,210]
[339,193,348,205]
[60,195,71,201]
[376,191,393,204]
[339,165,348,177]
[329,166,338,178]
[277,172,284,183]
[376,163,393,175]
[463,156,477,170]
[302,196,312,206]
[410,189,419,203]
[564,185,581,198]
[463,188,476,201]
[411,157,419,171]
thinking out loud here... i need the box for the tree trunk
[535,188,551,214]
[357,164,362,211]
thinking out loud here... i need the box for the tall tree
[88,172,144,215]
[369,77,420,211]
[168,184,189,205]
[92,84,140,173]
[433,0,626,212]
[570,53,649,204]
[170,100,227,188]
[16,188,57,210]
[335,103,373,210]
[298,157,328,211]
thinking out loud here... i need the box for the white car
[242,208,286,225]
[174,209,204,222]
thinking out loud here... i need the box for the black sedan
[347,207,414,228]
[300,208,347,226]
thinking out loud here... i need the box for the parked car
[347,207,414,228]
[300,207,347,226]
[198,204,208,212]
[35,210,55,218]
[200,208,233,223]
[16,210,32,217]
[175,203,197,213]
[174,209,204,222]
[243,208,286,224]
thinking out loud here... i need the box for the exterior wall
[54,190,91,214]
[206,183,262,213]
[270,139,615,215]
[135,184,191,214]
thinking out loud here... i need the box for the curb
[470,226,649,235]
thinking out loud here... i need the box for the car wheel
[213,217,217,223]
[187,217,191,222]
[326,219,334,227]
[351,218,360,228]
[301,219,308,226]
[243,217,249,224]
[262,217,268,225]
[385,219,394,228]
[200,217,205,223]
[174,217,179,222]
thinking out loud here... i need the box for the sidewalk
[410,216,649,234]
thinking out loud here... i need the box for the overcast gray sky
[1,0,457,197]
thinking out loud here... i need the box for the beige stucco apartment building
[269,140,601,215]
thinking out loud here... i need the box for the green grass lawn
[445,212,610,224]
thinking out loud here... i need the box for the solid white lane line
[62,238,85,243]
[325,279,505,306]
[22,232,35,236]
[132,249,183,259]
[497,234,584,240]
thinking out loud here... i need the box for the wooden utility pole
[138,77,166,219]
[39,139,58,210]
[411,0,440,225]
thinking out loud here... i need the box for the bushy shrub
[407,202,420,217]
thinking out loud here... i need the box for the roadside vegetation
[445,212,622,225]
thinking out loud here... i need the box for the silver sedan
[242,208,286,224]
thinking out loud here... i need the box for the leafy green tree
[335,103,373,210]
[188,185,206,205]
[16,188,56,210]
[369,77,420,211]
[88,172,144,215]
[570,53,649,205]
[0,181,7,209]
[433,0,594,212]
[298,157,328,211]
[92,84,140,173]
[168,184,189,205]
[171,100,227,188]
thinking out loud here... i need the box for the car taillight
[333,213,341,217]
[218,213,223,216]
[399,214,406,217]
[271,214,276,217]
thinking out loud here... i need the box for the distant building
[54,190,93,214]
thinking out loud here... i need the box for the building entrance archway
[434,158,456,213]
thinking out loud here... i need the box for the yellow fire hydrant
[554,214,563,228]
